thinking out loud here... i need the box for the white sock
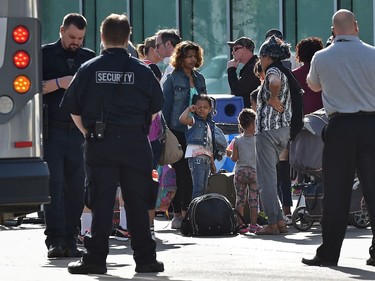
[119,206,127,229]
[80,212,92,235]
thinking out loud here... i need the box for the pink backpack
[155,165,177,212]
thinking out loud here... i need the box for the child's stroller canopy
[289,108,328,175]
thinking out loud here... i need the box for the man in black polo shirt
[42,13,95,259]
[226,37,260,108]
[62,13,164,274]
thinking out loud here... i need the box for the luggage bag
[206,172,252,224]
[180,193,238,236]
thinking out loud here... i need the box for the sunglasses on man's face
[233,46,244,52]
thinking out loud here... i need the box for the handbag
[158,114,183,165]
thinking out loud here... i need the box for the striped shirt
[256,66,292,134]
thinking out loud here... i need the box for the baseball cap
[265,29,283,40]
[227,37,255,51]
[259,35,290,60]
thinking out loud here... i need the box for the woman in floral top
[255,35,292,235]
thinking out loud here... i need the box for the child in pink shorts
[227,108,262,234]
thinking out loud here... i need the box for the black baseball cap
[265,29,283,40]
[227,37,255,51]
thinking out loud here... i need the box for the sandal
[238,224,249,234]
[278,225,288,234]
[256,225,279,235]
[249,224,263,233]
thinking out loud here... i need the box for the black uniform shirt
[42,39,95,122]
[61,48,164,129]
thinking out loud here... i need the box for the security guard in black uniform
[62,14,164,274]
[42,13,95,258]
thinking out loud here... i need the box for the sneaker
[68,259,107,275]
[284,214,293,226]
[150,225,156,241]
[171,216,183,229]
[47,244,65,258]
[64,247,84,258]
[114,226,131,241]
[238,224,249,234]
[367,257,375,266]
[135,260,164,273]
[249,224,263,233]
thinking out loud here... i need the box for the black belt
[105,123,144,132]
[49,120,78,130]
[329,111,375,120]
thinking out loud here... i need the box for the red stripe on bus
[14,141,33,148]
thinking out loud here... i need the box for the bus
[0,0,49,223]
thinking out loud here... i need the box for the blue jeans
[188,155,211,199]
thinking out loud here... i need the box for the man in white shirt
[302,9,375,267]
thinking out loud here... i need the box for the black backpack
[180,193,239,236]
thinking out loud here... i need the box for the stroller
[289,109,369,231]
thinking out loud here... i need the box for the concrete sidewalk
[1,214,375,281]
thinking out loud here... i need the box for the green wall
[40,0,374,59]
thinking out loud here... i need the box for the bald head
[332,9,358,36]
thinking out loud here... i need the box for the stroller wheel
[350,207,370,229]
[292,206,314,231]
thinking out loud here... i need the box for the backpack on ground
[180,193,239,236]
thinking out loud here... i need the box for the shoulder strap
[271,63,305,141]
[160,112,168,130]
[159,113,169,141]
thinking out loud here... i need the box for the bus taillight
[13,51,30,69]
[13,75,31,93]
[12,25,30,44]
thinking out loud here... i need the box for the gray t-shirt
[308,35,375,116]
[233,134,256,171]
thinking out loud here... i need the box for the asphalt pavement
[1,210,375,281]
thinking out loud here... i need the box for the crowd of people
[41,8,375,275]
